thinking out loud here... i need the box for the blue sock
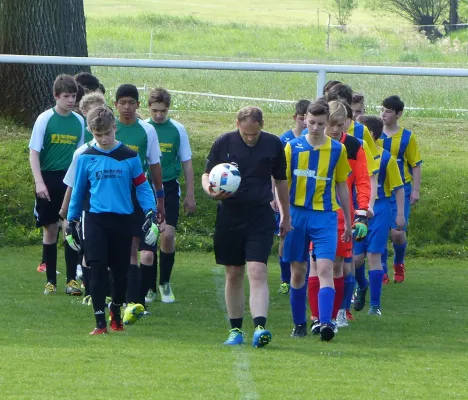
[355,262,369,290]
[318,287,335,324]
[290,283,307,325]
[393,241,407,265]
[369,270,384,307]
[342,274,354,309]
[279,257,291,284]
[381,248,388,274]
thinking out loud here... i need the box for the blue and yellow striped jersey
[285,136,351,211]
[347,120,379,160]
[376,147,404,199]
[378,127,422,184]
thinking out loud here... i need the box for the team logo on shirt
[51,134,77,145]
[95,169,123,180]
[293,169,330,181]
[294,143,304,149]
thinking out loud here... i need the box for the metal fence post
[149,29,154,59]
[317,70,327,98]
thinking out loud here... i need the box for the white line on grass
[212,267,259,400]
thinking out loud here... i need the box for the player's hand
[352,210,368,242]
[183,195,196,215]
[367,206,374,219]
[156,198,166,224]
[278,216,292,238]
[410,190,420,205]
[36,181,51,201]
[395,214,406,231]
[142,210,160,246]
[270,198,279,212]
[65,220,81,252]
[342,225,352,243]
[209,188,233,201]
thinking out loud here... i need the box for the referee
[202,106,291,347]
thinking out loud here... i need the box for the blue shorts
[390,182,411,231]
[283,206,337,262]
[354,198,391,255]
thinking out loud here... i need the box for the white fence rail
[1,54,468,98]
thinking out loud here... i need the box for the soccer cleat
[252,326,272,348]
[82,295,92,305]
[65,280,83,296]
[89,327,108,335]
[110,310,124,331]
[37,262,47,273]
[291,323,307,338]
[320,323,335,342]
[44,282,56,294]
[353,285,368,312]
[123,303,145,325]
[368,305,382,316]
[311,318,321,335]
[145,289,157,303]
[159,283,175,303]
[383,273,390,285]
[331,320,339,334]
[346,309,355,321]
[336,309,348,328]
[224,328,245,345]
[393,263,406,283]
[277,282,290,295]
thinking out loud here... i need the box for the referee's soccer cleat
[224,328,245,345]
[368,305,382,316]
[123,303,145,325]
[311,318,321,335]
[65,280,83,296]
[320,323,335,342]
[145,289,157,303]
[43,282,56,294]
[252,326,272,348]
[89,327,108,335]
[277,282,290,295]
[393,263,406,283]
[353,285,368,312]
[159,283,175,303]
[291,323,307,338]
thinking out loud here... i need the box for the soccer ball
[209,163,241,193]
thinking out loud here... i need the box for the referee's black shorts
[214,202,276,266]
[34,170,67,228]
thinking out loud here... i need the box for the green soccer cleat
[123,303,145,325]
[145,289,157,303]
[159,283,175,303]
[82,295,92,305]
[277,282,290,295]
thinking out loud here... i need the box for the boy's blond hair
[87,106,115,135]
[79,92,106,114]
[328,101,347,125]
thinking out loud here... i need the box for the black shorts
[213,203,276,266]
[34,170,67,228]
[84,212,132,268]
[163,179,181,228]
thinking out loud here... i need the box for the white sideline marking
[212,267,259,400]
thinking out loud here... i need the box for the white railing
[1,54,468,98]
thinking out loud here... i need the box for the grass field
[1,246,467,399]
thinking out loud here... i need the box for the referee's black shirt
[205,130,287,206]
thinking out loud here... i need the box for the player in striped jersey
[283,100,352,342]
[353,115,405,315]
[379,96,422,283]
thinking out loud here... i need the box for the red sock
[308,276,320,320]
[332,276,345,319]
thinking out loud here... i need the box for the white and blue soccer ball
[209,163,241,193]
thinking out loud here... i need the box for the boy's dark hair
[382,95,405,114]
[53,74,78,95]
[74,72,100,92]
[98,83,106,94]
[323,80,341,95]
[326,83,353,105]
[357,115,384,140]
[352,92,365,104]
[116,84,139,102]
[295,99,310,116]
[75,84,85,105]
[237,106,263,124]
[307,99,329,118]
[339,100,353,119]
[148,88,171,107]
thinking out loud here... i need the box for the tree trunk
[0,0,90,126]
[449,0,459,29]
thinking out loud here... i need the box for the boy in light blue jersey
[67,106,158,335]
[353,115,405,315]
[275,99,310,295]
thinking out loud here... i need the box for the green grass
[1,246,467,399]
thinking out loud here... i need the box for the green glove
[142,211,159,246]
[66,220,81,251]
[352,210,368,242]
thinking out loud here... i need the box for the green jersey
[29,108,85,171]
[83,116,93,143]
[146,118,192,182]
[116,119,161,173]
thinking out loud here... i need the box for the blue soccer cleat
[224,328,245,345]
[252,326,272,348]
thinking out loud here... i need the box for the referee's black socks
[63,240,78,283]
[43,242,57,285]
[159,251,175,285]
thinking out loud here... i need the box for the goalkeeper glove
[352,210,368,242]
[65,220,81,252]
[142,210,159,246]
